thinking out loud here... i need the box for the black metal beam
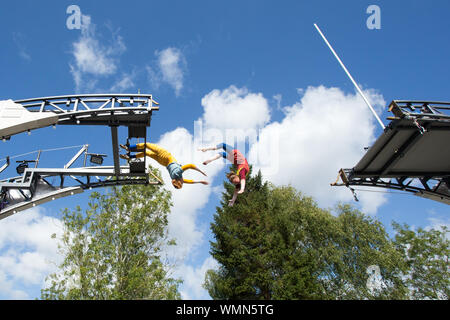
[110,126,120,177]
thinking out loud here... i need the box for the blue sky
[0,0,449,299]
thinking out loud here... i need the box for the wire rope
[0,144,87,162]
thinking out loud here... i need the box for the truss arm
[1,94,159,140]
[0,165,162,220]
[332,100,450,206]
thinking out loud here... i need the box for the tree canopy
[41,168,181,300]
[204,167,448,300]
[393,222,449,300]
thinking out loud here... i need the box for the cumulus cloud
[249,85,387,214]
[147,47,186,96]
[0,207,64,299]
[193,85,272,162]
[157,48,186,96]
[201,85,271,133]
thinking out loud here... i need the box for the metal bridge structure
[0,94,162,220]
[332,100,450,205]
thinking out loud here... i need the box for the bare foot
[120,154,130,160]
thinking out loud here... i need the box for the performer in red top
[199,143,249,206]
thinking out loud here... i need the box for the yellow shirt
[135,143,177,167]
[134,144,203,185]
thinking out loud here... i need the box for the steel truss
[333,100,450,205]
[0,144,163,220]
[16,93,159,126]
[0,94,162,220]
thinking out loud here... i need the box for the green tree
[41,168,181,300]
[204,169,407,299]
[393,222,449,300]
[205,167,283,299]
[319,204,407,299]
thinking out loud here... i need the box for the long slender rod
[314,23,385,130]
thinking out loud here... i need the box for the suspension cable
[0,144,87,162]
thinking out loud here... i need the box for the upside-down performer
[120,143,209,189]
[199,143,249,206]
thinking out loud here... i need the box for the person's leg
[218,143,234,154]
[120,151,147,160]
[120,142,149,152]
[199,143,233,152]
[131,143,147,151]
[143,143,166,153]
[203,153,221,165]
[120,143,155,160]
[200,142,233,165]
[203,148,230,165]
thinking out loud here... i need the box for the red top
[228,149,249,180]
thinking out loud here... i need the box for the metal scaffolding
[332,100,450,205]
[0,94,163,220]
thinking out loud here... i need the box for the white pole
[314,23,385,130]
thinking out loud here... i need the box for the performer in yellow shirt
[120,143,208,189]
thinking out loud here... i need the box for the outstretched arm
[202,153,222,165]
[199,143,233,165]
[181,164,208,176]
[183,179,209,185]
[228,188,239,207]
[198,143,233,153]
[198,146,220,152]
[237,179,246,194]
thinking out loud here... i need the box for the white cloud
[109,72,135,92]
[176,256,218,300]
[0,271,28,299]
[425,212,450,238]
[147,47,186,96]
[201,85,271,133]
[273,94,282,110]
[0,207,64,299]
[12,32,31,62]
[157,47,186,96]
[72,32,117,76]
[427,217,450,230]
[249,85,388,213]
[69,14,126,92]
